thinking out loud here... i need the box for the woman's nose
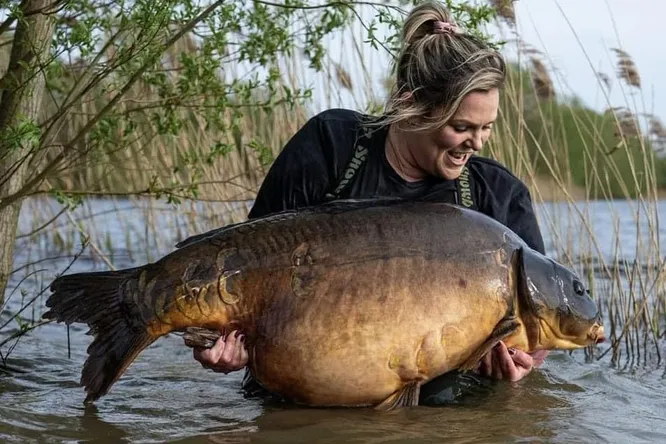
[465,132,484,151]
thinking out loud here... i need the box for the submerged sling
[325,126,478,211]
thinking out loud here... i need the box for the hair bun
[431,20,459,35]
[402,2,455,45]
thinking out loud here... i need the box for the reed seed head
[598,71,611,91]
[490,0,517,26]
[648,115,666,155]
[649,116,666,138]
[334,63,353,91]
[607,106,641,138]
[611,48,641,88]
[530,57,554,101]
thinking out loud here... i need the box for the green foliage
[3,0,664,203]
[364,0,499,59]
[48,189,83,210]
[441,0,498,44]
[0,115,40,152]
[12,0,496,204]
[527,102,654,198]
[494,63,666,199]
[32,0,395,203]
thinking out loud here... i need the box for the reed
[1,1,664,370]
[489,0,516,27]
[486,8,664,367]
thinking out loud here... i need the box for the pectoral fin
[458,316,520,372]
[375,381,420,411]
[181,327,222,349]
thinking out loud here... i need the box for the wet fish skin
[43,199,603,408]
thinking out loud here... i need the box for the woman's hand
[192,330,249,374]
[476,342,549,382]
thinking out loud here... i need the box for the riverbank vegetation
[0,0,664,371]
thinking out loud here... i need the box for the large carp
[43,199,604,409]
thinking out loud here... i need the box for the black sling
[325,127,478,211]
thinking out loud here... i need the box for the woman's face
[408,89,499,180]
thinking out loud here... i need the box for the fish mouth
[588,323,606,344]
[538,317,606,349]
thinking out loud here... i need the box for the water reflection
[1,348,614,444]
[159,373,577,444]
[1,329,664,443]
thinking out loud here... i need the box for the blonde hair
[377,1,506,131]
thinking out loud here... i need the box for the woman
[193,1,549,405]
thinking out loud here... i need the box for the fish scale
[43,199,604,408]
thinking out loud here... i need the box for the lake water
[1,197,664,443]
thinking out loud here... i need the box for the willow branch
[0,0,227,211]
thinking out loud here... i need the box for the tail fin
[43,267,156,403]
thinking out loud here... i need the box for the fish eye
[573,280,585,296]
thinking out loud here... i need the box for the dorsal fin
[174,197,408,249]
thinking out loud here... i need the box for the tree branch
[0,0,67,36]
[0,0,228,211]
[0,1,23,36]
[25,177,254,198]
[252,0,406,14]
[15,206,66,239]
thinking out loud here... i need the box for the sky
[302,0,665,127]
[509,0,665,122]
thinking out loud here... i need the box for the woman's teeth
[445,151,472,167]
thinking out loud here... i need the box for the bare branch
[24,178,254,199]
[15,206,67,239]
[37,27,128,145]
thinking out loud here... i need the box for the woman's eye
[453,126,467,133]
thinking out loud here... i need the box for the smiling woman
[385,89,500,182]
[194,0,549,406]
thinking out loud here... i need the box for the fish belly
[248,254,510,407]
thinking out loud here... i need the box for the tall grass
[486,15,665,368]
[2,2,665,369]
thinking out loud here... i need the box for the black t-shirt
[248,108,545,254]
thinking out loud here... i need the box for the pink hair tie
[433,20,458,34]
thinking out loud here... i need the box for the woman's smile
[443,150,472,167]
